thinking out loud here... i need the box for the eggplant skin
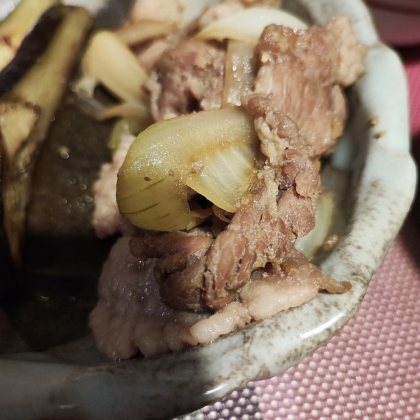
[1,6,93,266]
[0,7,63,97]
[0,3,64,302]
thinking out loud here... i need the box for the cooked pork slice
[280,148,321,200]
[129,231,214,311]
[90,237,350,358]
[202,158,320,310]
[240,249,351,320]
[130,230,214,260]
[326,15,367,87]
[189,301,251,343]
[157,257,207,311]
[204,168,296,309]
[136,19,200,73]
[245,96,320,190]
[92,129,137,239]
[137,39,172,72]
[137,171,318,313]
[89,237,206,359]
[249,17,365,156]
[145,39,226,120]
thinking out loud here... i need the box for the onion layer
[295,192,334,260]
[117,108,259,231]
[74,30,149,105]
[115,21,176,46]
[196,7,308,44]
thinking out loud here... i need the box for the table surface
[174,44,420,420]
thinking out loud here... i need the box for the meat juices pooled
[90,8,365,359]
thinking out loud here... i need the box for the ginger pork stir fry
[89,0,366,359]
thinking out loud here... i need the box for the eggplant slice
[0,6,92,266]
[0,6,63,97]
[0,0,137,353]
[0,5,96,350]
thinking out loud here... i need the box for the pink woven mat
[177,46,420,420]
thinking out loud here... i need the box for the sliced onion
[117,108,259,231]
[108,117,151,157]
[180,0,219,27]
[196,7,308,44]
[73,30,148,105]
[187,134,259,211]
[95,102,152,123]
[223,40,256,107]
[295,192,334,260]
[115,21,176,46]
[73,93,152,125]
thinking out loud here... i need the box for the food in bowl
[76,0,367,359]
[0,1,415,419]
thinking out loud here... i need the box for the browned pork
[248,16,366,157]
[130,230,214,311]
[89,237,207,359]
[92,128,138,239]
[240,249,351,320]
[145,39,226,120]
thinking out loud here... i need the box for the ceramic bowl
[366,0,420,45]
[0,0,416,419]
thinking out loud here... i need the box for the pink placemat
[176,46,420,420]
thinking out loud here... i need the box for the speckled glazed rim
[0,0,416,419]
